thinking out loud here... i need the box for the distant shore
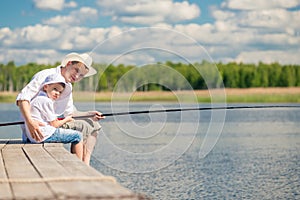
[2,87,299,103]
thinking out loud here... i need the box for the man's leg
[61,119,101,165]
[83,131,98,165]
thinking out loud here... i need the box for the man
[16,52,104,165]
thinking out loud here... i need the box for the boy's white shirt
[25,91,57,143]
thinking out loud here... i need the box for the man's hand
[27,119,45,142]
[17,100,45,142]
[88,111,105,121]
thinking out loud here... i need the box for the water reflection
[1,103,299,199]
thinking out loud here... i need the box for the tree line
[0,61,299,92]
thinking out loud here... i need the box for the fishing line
[0,105,299,127]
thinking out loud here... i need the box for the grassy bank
[1,87,300,103]
[0,92,18,103]
[76,87,300,103]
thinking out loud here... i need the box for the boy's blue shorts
[44,128,82,144]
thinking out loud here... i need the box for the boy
[25,73,83,160]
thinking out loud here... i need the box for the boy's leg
[44,128,83,159]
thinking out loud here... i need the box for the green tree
[279,65,296,87]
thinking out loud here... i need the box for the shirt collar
[56,65,62,74]
[37,90,55,102]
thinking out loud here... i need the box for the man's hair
[71,61,80,65]
[71,61,89,71]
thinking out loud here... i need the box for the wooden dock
[0,139,146,199]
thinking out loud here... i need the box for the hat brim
[61,53,97,77]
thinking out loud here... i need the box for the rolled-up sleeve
[16,68,56,103]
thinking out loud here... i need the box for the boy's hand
[64,115,74,123]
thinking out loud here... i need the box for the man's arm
[17,100,44,142]
[73,109,105,121]
[16,69,55,141]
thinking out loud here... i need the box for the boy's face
[43,83,65,100]
[62,62,89,83]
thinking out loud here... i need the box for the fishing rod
[0,105,299,127]
[102,105,300,116]
[0,115,96,127]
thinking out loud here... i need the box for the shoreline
[1,87,300,103]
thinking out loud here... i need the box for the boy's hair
[57,82,66,88]
[43,82,65,92]
[47,82,65,88]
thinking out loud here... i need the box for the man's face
[62,62,89,83]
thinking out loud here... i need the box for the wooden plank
[0,140,144,199]
[24,144,136,199]
[0,140,7,150]
[44,145,136,197]
[0,184,11,199]
[45,144,104,177]
[5,140,24,149]
[23,143,70,177]
[0,147,13,199]
[2,144,55,199]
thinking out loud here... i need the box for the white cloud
[0,25,61,48]
[43,7,98,26]
[212,7,300,33]
[1,21,300,66]
[96,0,200,25]
[0,25,113,65]
[209,3,300,48]
[0,27,12,40]
[33,0,77,11]
[222,0,300,10]
[43,15,75,26]
[0,26,86,57]
[235,50,300,64]
[65,1,77,8]
[20,25,61,43]
[168,1,200,22]
[119,16,165,25]
[212,10,236,21]
[237,9,300,31]
[1,1,300,66]
[89,27,213,65]
[0,48,61,65]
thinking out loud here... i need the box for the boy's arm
[49,116,73,128]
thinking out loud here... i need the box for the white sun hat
[61,52,97,77]
[40,73,71,99]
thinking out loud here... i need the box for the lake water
[0,102,299,199]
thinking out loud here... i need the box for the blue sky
[0,0,300,66]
